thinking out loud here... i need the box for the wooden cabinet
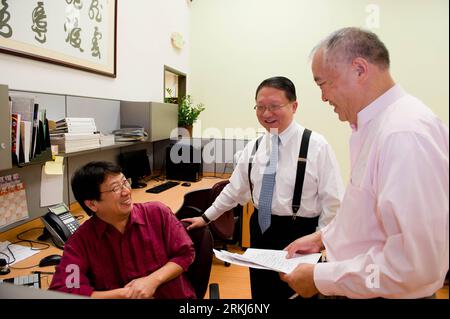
[0,84,12,171]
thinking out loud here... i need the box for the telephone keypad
[59,212,80,234]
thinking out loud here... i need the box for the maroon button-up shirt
[49,202,196,299]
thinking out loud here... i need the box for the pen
[289,293,298,299]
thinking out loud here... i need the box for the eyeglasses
[253,103,290,113]
[101,179,131,194]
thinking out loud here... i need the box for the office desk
[0,177,226,289]
[131,177,227,212]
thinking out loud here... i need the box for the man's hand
[284,231,324,258]
[181,216,207,230]
[125,275,160,299]
[280,264,318,298]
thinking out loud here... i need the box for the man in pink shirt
[280,27,449,298]
[49,161,196,299]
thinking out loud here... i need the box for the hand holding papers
[213,248,321,274]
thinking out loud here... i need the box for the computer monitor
[165,142,202,182]
[119,149,151,189]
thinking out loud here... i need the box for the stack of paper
[50,132,100,153]
[52,117,98,134]
[0,241,39,265]
[112,127,148,142]
[213,248,321,274]
[99,134,115,147]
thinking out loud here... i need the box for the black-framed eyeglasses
[100,179,131,194]
[253,103,290,113]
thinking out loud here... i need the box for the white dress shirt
[315,85,449,298]
[204,121,344,230]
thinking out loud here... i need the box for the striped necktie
[258,134,279,233]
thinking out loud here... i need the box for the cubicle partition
[1,87,251,233]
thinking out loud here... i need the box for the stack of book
[50,118,100,153]
[52,117,98,134]
[99,134,115,147]
[112,127,148,142]
[50,133,101,153]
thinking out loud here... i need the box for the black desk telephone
[41,203,80,249]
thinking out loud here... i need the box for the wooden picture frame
[0,0,117,77]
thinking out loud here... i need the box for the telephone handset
[41,203,80,249]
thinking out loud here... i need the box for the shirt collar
[92,205,146,238]
[268,120,297,146]
[355,84,405,131]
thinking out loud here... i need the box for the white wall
[189,0,449,181]
[0,0,191,102]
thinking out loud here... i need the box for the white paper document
[0,241,39,265]
[213,248,321,274]
[40,164,64,207]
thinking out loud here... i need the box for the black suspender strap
[292,128,312,219]
[248,136,263,204]
[247,129,312,214]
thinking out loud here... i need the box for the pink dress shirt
[49,202,196,299]
[315,85,449,298]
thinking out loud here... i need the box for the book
[55,142,100,153]
[19,121,32,163]
[50,132,100,140]
[100,134,115,147]
[50,125,98,134]
[31,103,40,159]
[11,96,34,162]
[11,113,21,164]
[50,132,101,154]
[56,117,96,124]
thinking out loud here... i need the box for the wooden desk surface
[0,177,226,289]
[132,177,226,213]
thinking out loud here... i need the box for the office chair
[179,221,219,299]
[177,180,238,267]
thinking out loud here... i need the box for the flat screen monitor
[119,149,151,188]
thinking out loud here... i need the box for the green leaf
[178,95,205,126]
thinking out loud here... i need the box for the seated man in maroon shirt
[49,161,196,299]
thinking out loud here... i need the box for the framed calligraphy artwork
[0,0,117,77]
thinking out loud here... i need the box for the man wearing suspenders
[183,76,344,299]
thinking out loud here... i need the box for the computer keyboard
[146,181,180,194]
[0,273,41,288]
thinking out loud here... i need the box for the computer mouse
[39,254,62,267]
[181,182,191,187]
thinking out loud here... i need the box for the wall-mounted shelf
[16,148,53,168]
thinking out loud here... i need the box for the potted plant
[178,95,205,137]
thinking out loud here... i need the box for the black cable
[0,251,10,263]
[10,263,40,270]
[0,227,50,266]
[16,227,51,250]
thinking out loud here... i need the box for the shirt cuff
[204,206,221,221]
[314,262,338,297]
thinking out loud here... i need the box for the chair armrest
[176,205,203,219]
